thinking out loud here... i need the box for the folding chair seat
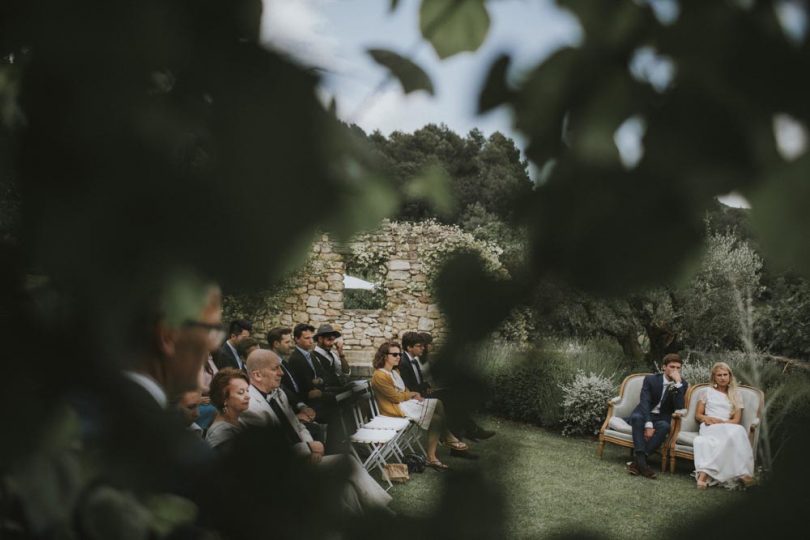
[351,380,426,459]
[348,427,399,489]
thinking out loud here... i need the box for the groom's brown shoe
[640,464,657,479]
[627,462,657,479]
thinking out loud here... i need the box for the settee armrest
[672,408,687,418]
[749,418,760,430]
[608,396,621,405]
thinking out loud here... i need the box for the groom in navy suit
[627,353,688,479]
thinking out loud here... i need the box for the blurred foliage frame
[4,0,810,538]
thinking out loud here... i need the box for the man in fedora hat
[313,323,351,387]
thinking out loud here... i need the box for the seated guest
[313,324,351,387]
[416,331,434,382]
[214,319,253,371]
[288,323,329,401]
[241,349,392,514]
[205,368,251,452]
[268,326,318,424]
[198,353,219,430]
[241,349,323,457]
[268,326,328,444]
[371,341,468,470]
[399,331,494,445]
[176,389,204,437]
[287,323,347,450]
[236,337,259,367]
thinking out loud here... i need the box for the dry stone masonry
[231,220,505,373]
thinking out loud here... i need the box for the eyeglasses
[183,320,226,349]
[388,352,401,357]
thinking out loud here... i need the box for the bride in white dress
[693,362,755,489]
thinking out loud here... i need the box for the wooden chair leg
[669,454,676,474]
[660,450,667,472]
[597,441,605,458]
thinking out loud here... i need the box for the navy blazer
[398,352,430,395]
[280,359,306,407]
[288,348,325,396]
[214,342,241,371]
[631,373,688,424]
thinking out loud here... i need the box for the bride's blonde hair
[710,361,742,415]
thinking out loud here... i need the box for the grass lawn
[386,416,746,539]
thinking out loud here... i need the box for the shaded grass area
[387,416,746,539]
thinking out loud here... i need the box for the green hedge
[485,341,628,428]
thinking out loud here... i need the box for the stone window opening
[343,270,386,310]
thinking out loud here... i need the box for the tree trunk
[614,332,644,362]
[644,322,682,369]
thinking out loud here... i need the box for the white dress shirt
[645,374,683,428]
[314,345,351,379]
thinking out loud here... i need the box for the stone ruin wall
[251,221,453,372]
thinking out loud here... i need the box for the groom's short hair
[662,353,682,366]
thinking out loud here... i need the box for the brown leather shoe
[639,464,658,479]
[627,461,657,479]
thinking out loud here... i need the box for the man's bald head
[246,349,283,393]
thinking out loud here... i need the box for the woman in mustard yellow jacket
[370,341,468,469]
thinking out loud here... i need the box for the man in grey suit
[240,350,393,514]
[241,349,323,460]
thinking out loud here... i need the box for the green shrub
[489,356,567,427]
[560,371,616,436]
[681,359,711,384]
[343,288,386,310]
[485,340,627,428]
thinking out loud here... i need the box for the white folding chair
[336,384,399,489]
[349,426,399,489]
[353,380,427,459]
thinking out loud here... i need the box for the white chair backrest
[612,373,650,418]
[737,385,764,432]
[350,382,380,427]
[369,388,383,417]
[679,383,709,433]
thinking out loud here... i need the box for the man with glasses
[125,281,224,408]
[109,277,222,494]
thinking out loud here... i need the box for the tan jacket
[371,369,415,418]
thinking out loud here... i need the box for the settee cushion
[677,430,698,445]
[608,416,633,433]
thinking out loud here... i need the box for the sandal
[441,440,469,452]
[739,475,756,488]
[427,459,449,470]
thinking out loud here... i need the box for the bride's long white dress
[693,387,754,483]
